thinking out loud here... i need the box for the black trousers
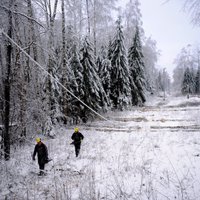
[74,142,81,157]
[39,162,45,170]
[38,160,45,175]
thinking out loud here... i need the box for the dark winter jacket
[33,142,48,165]
[71,132,84,144]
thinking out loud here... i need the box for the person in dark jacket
[71,128,84,157]
[33,138,49,176]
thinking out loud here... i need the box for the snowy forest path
[83,95,200,134]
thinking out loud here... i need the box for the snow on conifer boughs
[68,43,84,122]
[44,50,61,122]
[195,67,200,94]
[128,26,146,106]
[99,59,112,98]
[80,37,109,121]
[181,67,195,95]
[97,46,111,101]
[109,17,131,109]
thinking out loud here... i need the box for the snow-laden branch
[0,5,45,29]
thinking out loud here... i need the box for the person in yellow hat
[32,138,49,176]
[71,128,84,157]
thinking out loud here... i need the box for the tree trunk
[4,0,13,160]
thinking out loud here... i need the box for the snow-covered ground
[1,95,200,200]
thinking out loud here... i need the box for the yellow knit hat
[36,137,41,143]
[74,127,79,132]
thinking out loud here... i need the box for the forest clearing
[1,95,200,200]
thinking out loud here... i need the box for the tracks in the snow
[84,104,200,133]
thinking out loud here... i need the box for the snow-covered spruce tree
[68,43,85,124]
[96,45,107,74]
[97,46,112,101]
[80,37,109,122]
[190,67,196,94]
[44,0,59,129]
[195,66,200,94]
[43,51,61,123]
[107,38,113,61]
[58,0,78,125]
[181,67,195,95]
[60,0,68,122]
[173,45,195,93]
[128,26,146,106]
[109,17,131,109]
[66,25,76,60]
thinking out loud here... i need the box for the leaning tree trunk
[4,0,13,160]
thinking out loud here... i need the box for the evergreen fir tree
[80,37,109,121]
[99,59,112,99]
[70,44,84,98]
[190,67,196,94]
[195,67,200,94]
[68,43,84,123]
[110,17,131,109]
[66,25,76,60]
[107,39,113,61]
[96,45,107,74]
[96,56,103,76]
[43,49,61,126]
[96,46,111,99]
[181,67,195,95]
[128,26,146,106]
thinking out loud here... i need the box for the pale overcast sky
[139,0,200,77]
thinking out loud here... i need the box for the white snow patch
[1,95,200,199]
